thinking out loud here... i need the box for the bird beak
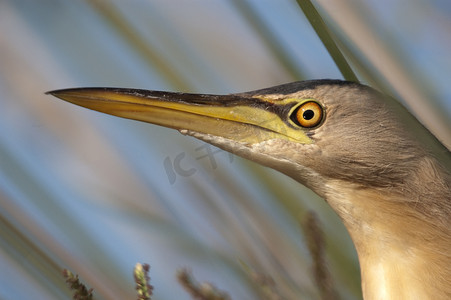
[46,87,313,145]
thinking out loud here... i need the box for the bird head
[47,79,451,299]
[47,80,435,198]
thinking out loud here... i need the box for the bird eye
[290,101,323,128]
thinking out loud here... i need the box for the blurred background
[0,0,450,299]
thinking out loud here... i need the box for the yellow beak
[47,87,312,145]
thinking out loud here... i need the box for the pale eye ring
[290,101,324,128]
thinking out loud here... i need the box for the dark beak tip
[46,88,79,96]
[45,90,60,96]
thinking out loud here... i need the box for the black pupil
[303,110,315,120]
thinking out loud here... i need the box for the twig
[62,269,94,300]
[177,268,231,300]
[134,263,153,300]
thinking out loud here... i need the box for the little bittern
[48,80,451,299]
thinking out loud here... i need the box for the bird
[47,79,451,299]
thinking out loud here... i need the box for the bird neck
[325,182,451,300]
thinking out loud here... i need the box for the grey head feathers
[240,80,451,225]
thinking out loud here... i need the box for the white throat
[324,181,451,300]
